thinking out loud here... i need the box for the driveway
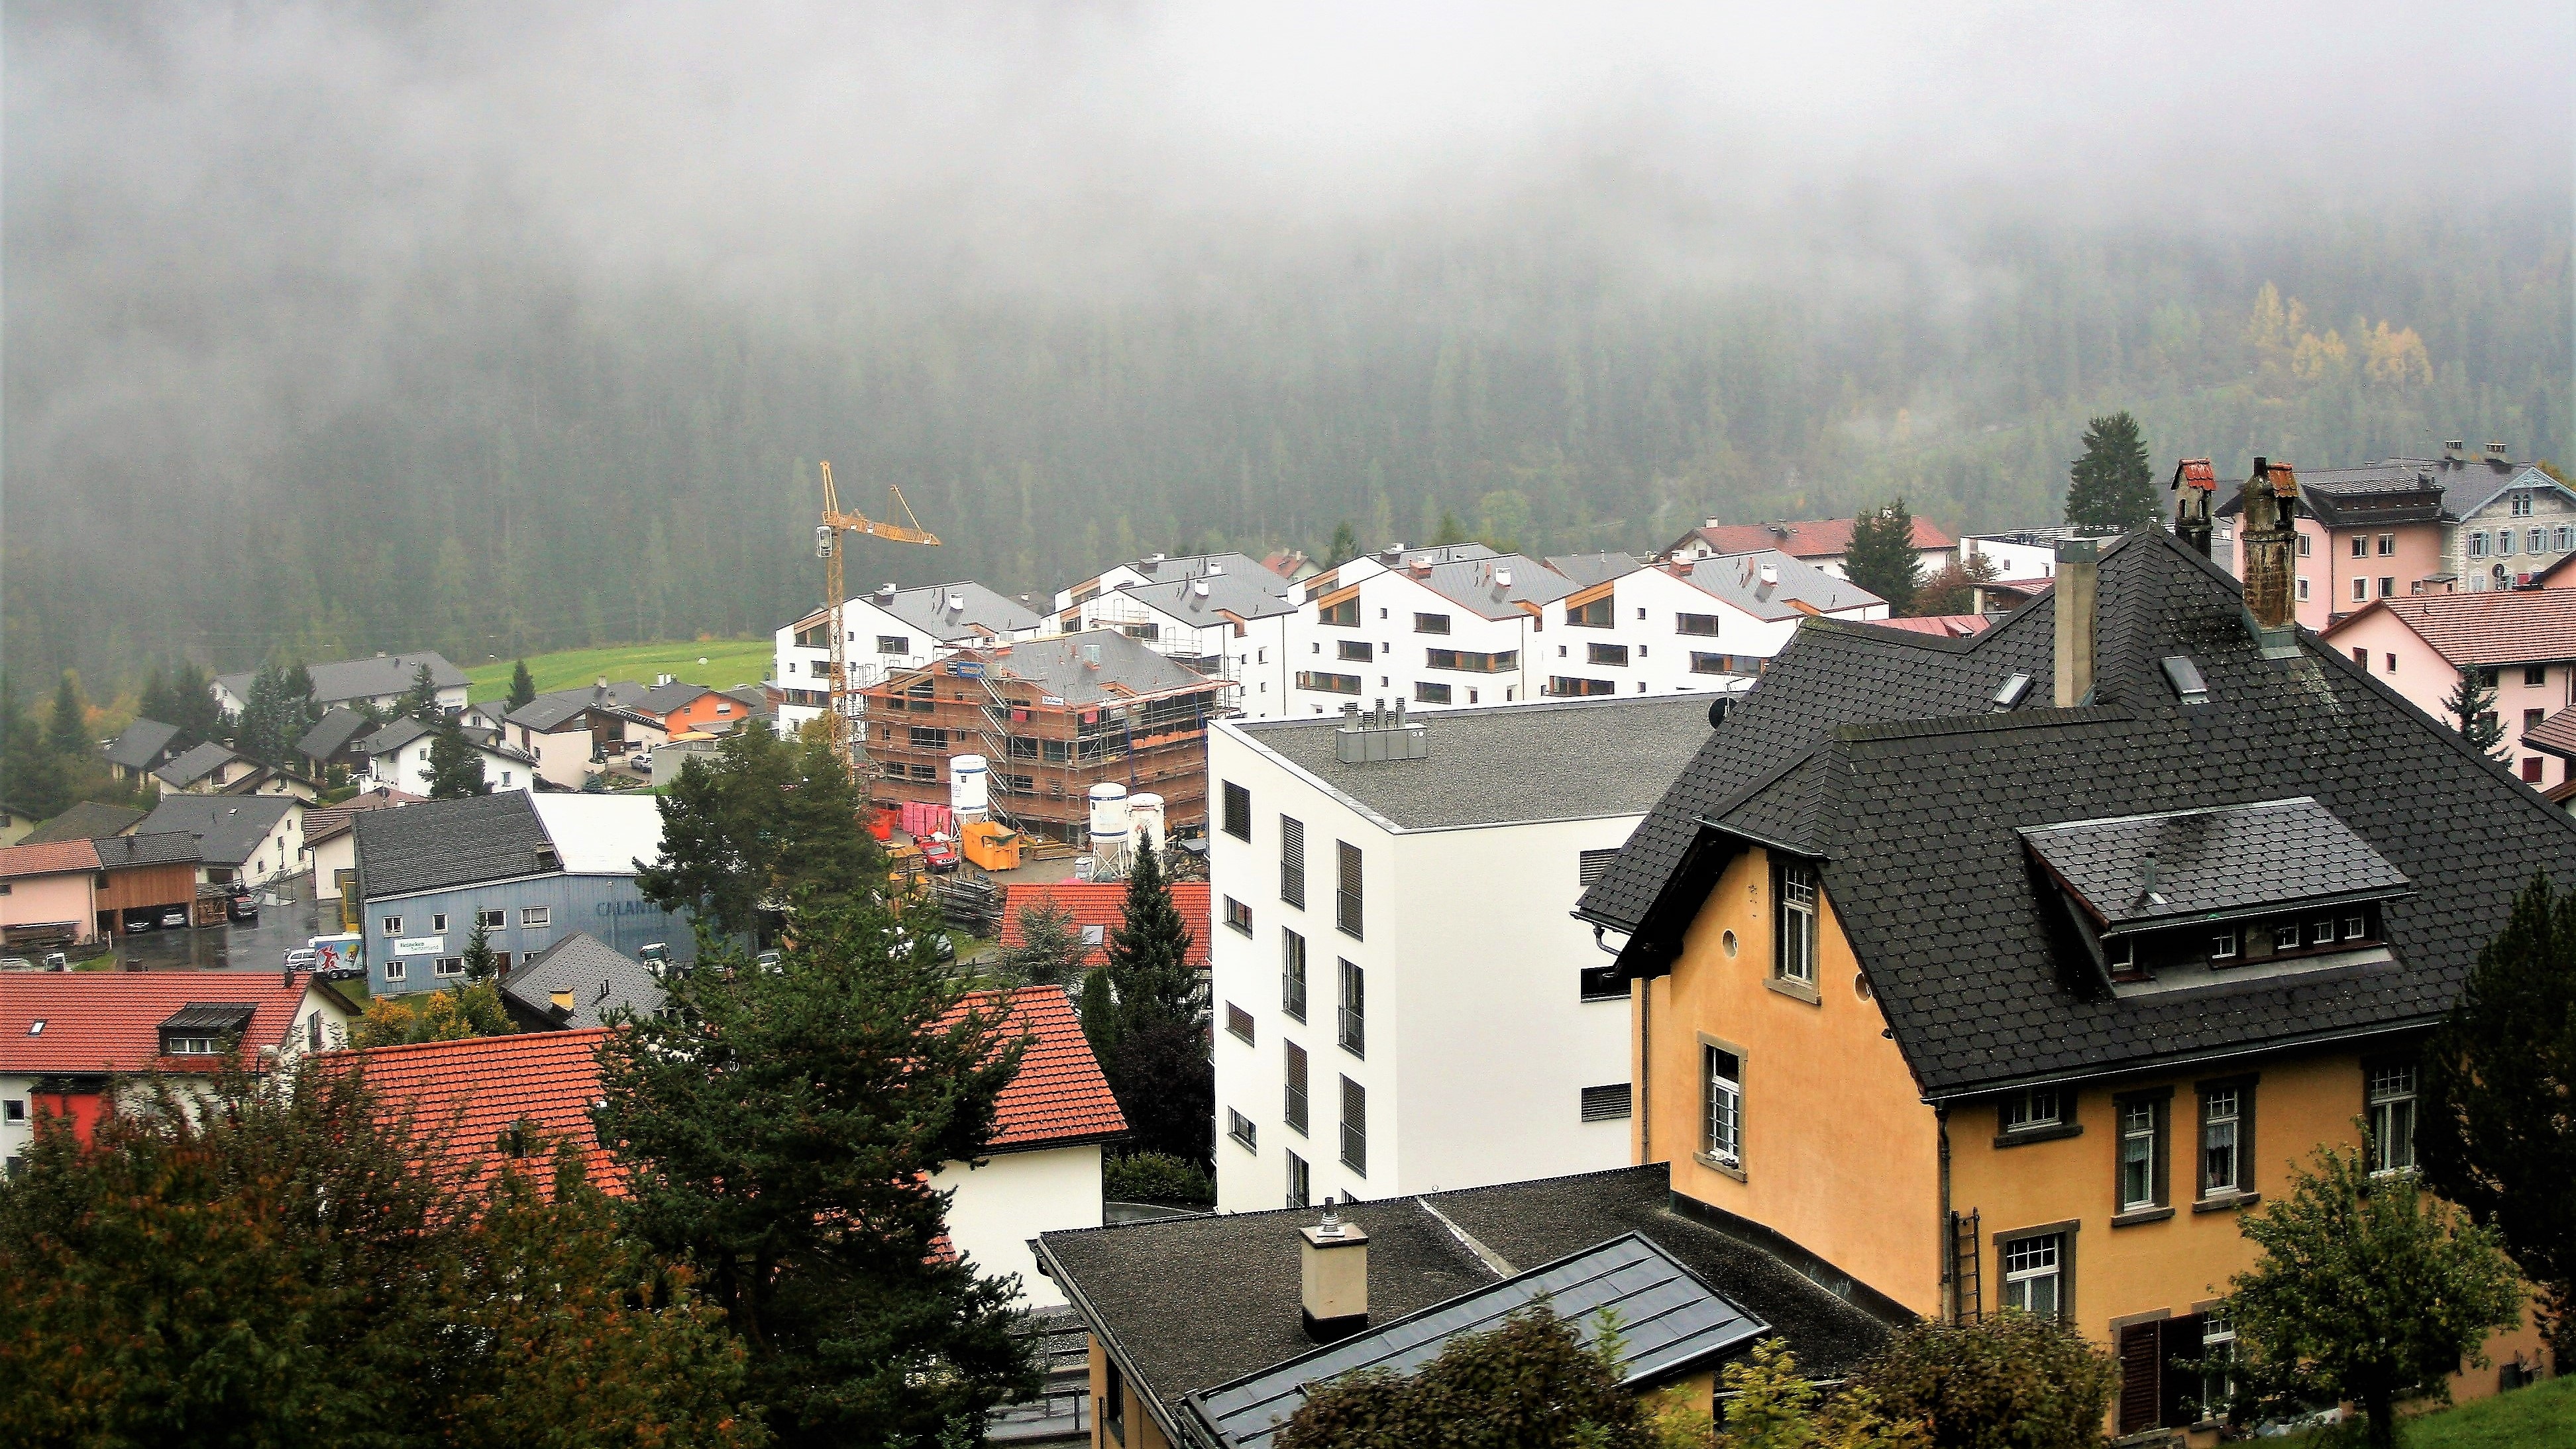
[100,874,342,975]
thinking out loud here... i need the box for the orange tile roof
[947,985,1127,1151]
[1679,515,1956,559]
[0,837,103,880]
[2525,705,2576,761]
[339,1028,619,1195]
[0,970,337,1075]
[2326,590,2576,668]
[998,881,1210,969]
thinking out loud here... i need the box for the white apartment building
[773,580,1045,733]
[1206,694,1715,1213]
[1064,567,1301,720]
[1050,551,1283,621]
[1533,551,1886,698]
[1960,527,2125,584]
[1282,547,1575,716]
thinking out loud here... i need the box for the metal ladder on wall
[1948,1209,1982,1323]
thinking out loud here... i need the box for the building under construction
[861,629,1231,842]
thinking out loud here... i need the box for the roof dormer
[159,1001,257,1057]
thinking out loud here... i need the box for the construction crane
[816,461,940,780]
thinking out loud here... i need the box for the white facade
[1532,562,1867,698]
[514,722,601,790]
[227,806,307,888]
[774,592,1046,734]
[1206,720,1645,1214]
[930,1142,1103,1309]
[364,737,536,796]
[1282,566,1547,717]
[1073,589,1297,720]
[306,827,359,896]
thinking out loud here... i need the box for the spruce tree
[1094,841,1211,1166]
[1326,521,1359,566]
[998,900,1088,989]
[46,672,87,758]
[2446,671,2507,760]
[1842,499,1923,614]
[403,663,442,723]
[168,663,225,740]
[506,659,537,712]
[424,716,489,799]
[2065,411,2157,530]
[136,664,175,731]
[2420,872,2576,1360]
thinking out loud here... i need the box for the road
[99,874,342,975]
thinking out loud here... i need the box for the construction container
[961,819,1021,872]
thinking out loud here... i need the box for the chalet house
[297,707,376,778]
[136,795,304,890]
[353,716,538,795]
[1659,513,1957,580]
[2440,447,2575,593]
[998,880,1214,971]
[104,719,193,786]
[1037,1165,1902,1449]
[1067,567,1297,718]
[861,630,1228,843]
[627,676,757,735]
[19,802,146,847]
[152,741,301,799]
[1285,545,1578,716]
[503,680,657,790]
[496,932,666,1032]
[1576,480,2571,1437]
[775,581,1046,735]
[213,651,467,717]
[2319,590,2576,788]
[0,969,358,1170]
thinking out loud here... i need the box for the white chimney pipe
[1300,1215,1369,1342]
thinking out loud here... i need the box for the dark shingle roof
[1039,1165,1894,1446]
[133,796,298,869]
[500,933,664,1030]
[1188,1233,1767,1449]
[104,720,186,771]
[2020,798,2410,930]
[356,792,553,899]
[297,707,373,761]
[154,740,246,788]
[1232,696,1715,830]
[218,653,466,708]
[506,682,647,733]
[21,802,148,845]
[1577,531,2576,1098]
[93,831,203,869]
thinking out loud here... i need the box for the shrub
[1102,1150,1213,1206]
[1845,1313,2115,1449]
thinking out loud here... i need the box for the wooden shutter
[2162,1315,2206,1429]
[2118,1322,2163,1435]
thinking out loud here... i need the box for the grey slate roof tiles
[500,932,665,1030]
[105,719,186,771]
[356,792,554,899]
[134,796,298,869]
[93,831,204,869]
[1576,529,2576,1098]
[2020,797,2410,928]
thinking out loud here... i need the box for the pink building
[2322,590,2576,787]
[0,839,103,949]
[2216,460,2452,633]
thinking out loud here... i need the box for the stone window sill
[1992,1122,2084,1149]
[1763,975,1821,1006]
[2110,1206,2175,1228]
[2192,1191,2261,1214]
[1693,1152,1746,1183]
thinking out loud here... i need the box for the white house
[774,580,1046,735]
[1959,526,2129,586]
[135,794,305,890]
[1049,551,1281,622]
[1281,545,1576,716]
[1206,694,1715,1213]
[353,717,539,795]
[213,652,468,718]
[503,681,663,790]
[1658,515,1957,580]
[1071,568,1301,719]
[1532,551,1886,698]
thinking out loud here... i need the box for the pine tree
[2446,671,2507,760]
[1326,521,1359,566]
[2064,411,2158,530]
[425,716,489,799]
[462,918,500,982]
[1,671,70,818]
[506,659,537,711]
[1092,841,1211,1166]
[2420,872,2576,1360]
[998,901,1088,989]
[47,672,87,758]
[136,663,175,731]
[403,663,442,724]
[1433,509,1470,546]
[1843,500,1923,614]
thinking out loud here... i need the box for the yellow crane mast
[816,460,941,781]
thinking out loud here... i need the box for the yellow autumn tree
[2363,320,2434,386]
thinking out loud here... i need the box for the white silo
[1129,792,1166,858]
[949,754,989,824]
[1088,782,1132,872]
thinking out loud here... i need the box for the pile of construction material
[929,871,1002,938]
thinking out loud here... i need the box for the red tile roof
[0,838,103,880]
[303,788,421,844]
[340,1028,619,1194]
[2524,705,2576,761]
[949,985,1127,1151]
[0,971,341,1075]
[998,882,1211,969]
[1868,614,1992,638]
[1676,515,1956,560]
[2326,590,2576,668]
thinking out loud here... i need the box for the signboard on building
[1041,695,1065,706]
[393,936,445,957]
[949,662,986,679]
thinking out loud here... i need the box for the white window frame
[434,956,466,978]
[1703,1044,1742,1167]
[521,906,550,930]
[384,959,407,983]
[2119,1099,2161,1212]
[1776,863,1819,985]
[381,916,403,936]
[2367,1064,2417,1174]
[2001,1232,2065,1318]
[431,913,449,933]
[478,908,506,930]
[2200,1087,2242,1197]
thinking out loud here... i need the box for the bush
[1278,1305,1647,1449]
[1102,1150,1213,1206]
[1845,1314,2116,1449]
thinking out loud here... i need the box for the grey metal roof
[217,652,466,708]
[1543,553,1648,590]
[506,681,647,733]
[1036,1164,1896,1444]
[1118,571,1301,623]
[105,719,186,771]
[154,740,246,788]
[957,631,1218,707]
[93,831,203,869]
[1232,696,1714,831]
[356,792,554,899]
[501,932,665,1030]
[298,707,374,761]
[870,580,1046,641]
[160,1002,258,1032]
[1677,550,1884,621]
[21,802,148,845]
[1118,552,1289,592]
[353,717,431,755]
[631,680,724,716]
[1409,553,1580,619]
[134,795,298,868]
[1187,1233,1766,1448]
[2021,797,2410,930]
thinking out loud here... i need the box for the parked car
[629,750,654,773]
[158,907,191,930]
[42,953,67,972]
[284,948,319,972]
[918,835,961,873]
[0,957,32,973]
[227,895,261,922]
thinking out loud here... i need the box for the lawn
[2398,1375,2576,1448]
[462,639,773,704]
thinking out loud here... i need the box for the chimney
[1300,1212,1369,1343]
[1493,567,1513,589]
[2171,458,2216,557]
[1703,516,1721,530]
[2053,538,2099,707]
[2485,441,2511,465]
[2237,457,2301,656]
[877,582,897,604]
[2443,439,2467,463]
[1379,545,1404,564]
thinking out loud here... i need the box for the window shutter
[1280,816,1306,908]
[2160,1315,2205,1430]
[2117,1322,2163,1435]
[1336,841,1363,938]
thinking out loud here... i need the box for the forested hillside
[7,201,2563,690]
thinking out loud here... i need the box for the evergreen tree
[506,659,538,711]
[136,663,175,731]
[0,672,70,818]
[46,672,87,759]
[1909,553,2002,617]
[594,893,1038,1445]
[2445,670,2508,760]
[2420,872,2576,1360]
[1090,841,1211,1167]
[1433,508,1470,546]
[1843,500,1923,614]
[1326,521,1360,566]
[166,663,225,741]
[2064,411,2157,530]
[425,715,489,799]
[402,663,443,723]
[637,724,881,945]
[462,917,500,982]
[998,900,1089,989]
[349,978,517,1047]
[2226,1141,2523,1449]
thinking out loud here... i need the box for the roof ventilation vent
[535,846,561,872]
[877,583,897,604]
[1494,567,1513,588]
[2485,441,2510,460]
[2159,655,2210,706]
[1758,564,1778,586]
[1193,580,1211,599]
[1990,673,2034,711]
[1207,563,1224,576]
[2131,848,2169,912]
[946,592,965,613]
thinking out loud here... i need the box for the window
[2200,1307,2238,1418]
[2352,647,2368,667]
[2535,529,2551,554]
[1298,671,1362,694]
[1424,648,1515,672]
[2,1100,21,1123]
[1285,1042,1309,1133]
[2513,491,2536,517]
[478,908,506,930]
[1703,1046,1742,1166]
[1413,681,1452,704]
[1690,652,1738,675]
[2530,665,2551,687]
[1337,959,1364,1056]
[1007,736,1038,759]
[1279,816,1306,907]
[2002,1233,2065,1319]
[431,913,449,933]
[1221,781,1251,841]
[2499,529,2518,557]
[2341,915,2367,941]
[1677,612,1722,636]
[1043,739,1070,763]
[2212,930,2239,961]
[1282,930,1308,1020]
[2296,533,2312,557]
[1336,639,1372,662]
[1318,596,1358,627]
[1336,841,1363,938]
[522,906,550,930]
[2351,577,2368,602]
[2118,1095,2166,1212]
[2200,1085,2245,1197]
[1776,863,1818,985]
[2349,535,2367,558]
[2310,918,2336,946]
[1228,1110,1257,1150]
[2367,1063,2417,1173]
[1581,1083,1633,1122]
[2470,530,2490,557]
[2273,923,2301,951]
[1081,924,1106,947]
[1569,595,1613,627]
[1578,848,1621,886]
[1226,1003,1254,1044]
[2378,576,2394,598]
[1104,1356,1126,1444]
[1286,1151,1311,1208]
[2003,1087,2064,1133]
[2559,525,2575,551]
[1550,676,1616,696]
[384,959,407,983]
[1587,642,1629,667]
[908,763,938,782]
[1340,1077,1367,1175]
[382,916,403,936]
[908,725,948,749]
[998,773,1034,794]
[2378,533,2395,556]
[1413,612,1452,634]
[2297,578,2311,602]
[1224,896,1252,936]
[2385,653,2397,672]
[434,956,465,978]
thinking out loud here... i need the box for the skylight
[27,1020,43,1036]
[1990,673,2033,711]
[2160,656,2210,705]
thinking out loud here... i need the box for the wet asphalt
[87,874,341,975]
